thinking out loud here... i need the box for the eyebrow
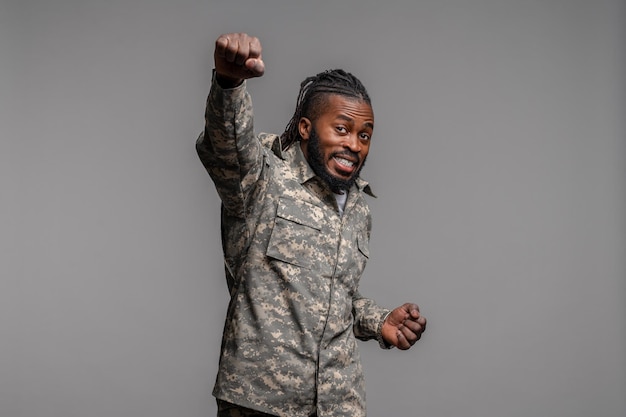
[336,114,374,130]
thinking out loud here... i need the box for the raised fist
[214,32,265,87]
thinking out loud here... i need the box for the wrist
[215,72,244,89]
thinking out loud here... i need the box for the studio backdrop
[4,1,625,416]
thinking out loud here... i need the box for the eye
[359,132,371,141]
[336,126,347,133]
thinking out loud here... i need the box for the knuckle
[215,36,227,49]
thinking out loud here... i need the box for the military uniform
[197,74,390,417]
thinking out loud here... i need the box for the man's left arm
[352,293,391,348]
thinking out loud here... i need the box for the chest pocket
[357,230,370,259]
[266,197,331,272]
[349,229,370,284]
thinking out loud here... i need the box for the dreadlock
[279,69,372,151]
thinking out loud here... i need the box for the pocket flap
[276,197,324,230]
[357,231,370,258]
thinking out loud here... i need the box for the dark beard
[306,127,366,193]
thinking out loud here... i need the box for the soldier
[197,32,427,417]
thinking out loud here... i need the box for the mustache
[332,150,360,164]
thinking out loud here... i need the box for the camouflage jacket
[196,75,390,417]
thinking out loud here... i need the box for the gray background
[3,0,625,416]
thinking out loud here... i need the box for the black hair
[279,69,372,150]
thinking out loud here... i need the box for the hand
[381,303,427,350]
[214,32,265,87]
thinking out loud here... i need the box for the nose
[344,133,362,153]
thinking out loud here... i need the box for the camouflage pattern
[197,74,390,417]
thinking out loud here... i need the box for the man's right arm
[196,33,266,217]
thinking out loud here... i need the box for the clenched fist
[214,32,265,88]
[382,303,427,350]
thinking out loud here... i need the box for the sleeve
[196,72,264,218]
[352,292,393,349]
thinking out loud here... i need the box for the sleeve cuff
[376,310,394,349]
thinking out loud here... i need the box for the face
[299,94,374,192]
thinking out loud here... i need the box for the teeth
[334,157,354,167]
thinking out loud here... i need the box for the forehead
[318,94,374,123]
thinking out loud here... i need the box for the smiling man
[196,32,427,417]
[300,94,372,194]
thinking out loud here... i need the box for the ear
[298,117,312,141]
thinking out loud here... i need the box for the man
[197,32,427,417]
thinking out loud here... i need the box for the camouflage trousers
[216,399,317,417]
